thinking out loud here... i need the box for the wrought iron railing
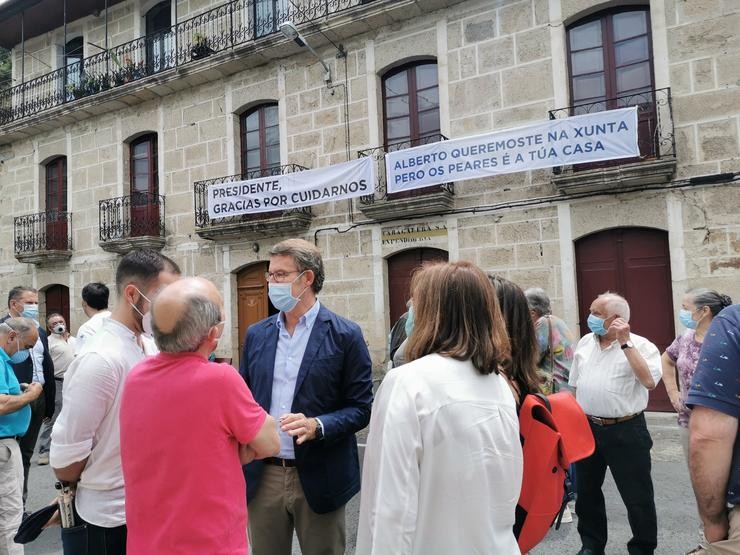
[0,0,375,126]
[357,133,455,205]
[99,192,166,241]
[14,210,72,254]
[548,87,675,172]
[194,164,310,229]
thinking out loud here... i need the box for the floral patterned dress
[665,329,702,428]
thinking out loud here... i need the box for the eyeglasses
[265,271,300,283]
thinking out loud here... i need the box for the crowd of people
[0,240,736,555]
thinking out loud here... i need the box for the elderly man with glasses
[0,318,43,555]
[240,238,373,555]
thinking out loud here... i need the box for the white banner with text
[385,107,639,193]
[208,157,375,218]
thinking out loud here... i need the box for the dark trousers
[18,392,45,505]
[62,517,127,555]
[575,413,657,555]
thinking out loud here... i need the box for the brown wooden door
[575,227,674,411]
[45,157,68,250]
[387,248,448,326]
[237,262,277,366]
[44,284,70,330]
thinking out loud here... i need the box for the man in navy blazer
[240,238,373,555]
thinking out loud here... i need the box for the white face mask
[129,286,153,336]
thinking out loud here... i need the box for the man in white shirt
[569,292,662,555]
[51,249,180,554]
[36,313,76,466]
[74,282,111,355]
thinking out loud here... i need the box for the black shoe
[577,549,603,555]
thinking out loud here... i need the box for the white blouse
[357,354,523,555]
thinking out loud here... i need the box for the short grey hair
[1,317,36,337]
[597,291,630,322]
[152,294,222,353]
[686,288,733,317]
[269,238,325,294]
[524,287,551,316]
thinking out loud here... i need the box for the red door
[575,227,674,411]
[130,135,160,237]
[44,284,70,330]
[387,248,448,326]
[45,157,68,250]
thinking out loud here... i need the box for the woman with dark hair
[356,261,522,555]
[488,275,542,400]
[662,288,733,457]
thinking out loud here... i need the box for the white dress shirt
[271,300,321,458]
[569,332,662,418]
[357,354,522,555]
[74,310,112,355]
[48,334,76,378]
[50,318,157,527]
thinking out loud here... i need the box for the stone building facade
[0,0,737,409]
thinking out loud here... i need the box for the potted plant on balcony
[190,33,213,60]
[110,55,145,85]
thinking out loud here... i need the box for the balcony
[0,0,465,140]
[14,210,72,265]
[99,192,166,254]
[548,87,677,194]
[357,134,455,221]
[194,164,312,241]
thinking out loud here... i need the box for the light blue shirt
[0,348,31,437]
[271,300,321,458]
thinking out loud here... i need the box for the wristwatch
[620,341,634,350]
[313,418,324,440]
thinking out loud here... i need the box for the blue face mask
[404,306,414,337]
[679,309,698,329]
[21,303,39,321]
[268,272,307,313]
[9,338,30,364]
[587,314,608,336]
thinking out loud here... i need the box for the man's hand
[610,317,631,344]
[280,413,318,445]
[704,512,730,543]
[43,508,61,529]
[23,382,43,401]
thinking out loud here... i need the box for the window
[64,37,84,98]
[567,8,654,113]
[45,157,67,215]
[382,62,440,147]
[145,1,172,73]
[254,0,290,38]
[240,104,280,176]
[45,157,68,250]
[567,8,657,159]
[130,134,158,197]
[129,134,159,237]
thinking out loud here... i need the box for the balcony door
[387,248,448,326]
[575,227,674,411]
[241,103,280,177]
[567,8,657,159]
[130,134,160,237]
[64,37,84,101]
[254,0,290,38]
[45,157,68,250]
[145,1,173,73]
[236,262,278,366]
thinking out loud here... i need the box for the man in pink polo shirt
[120,277,279,554]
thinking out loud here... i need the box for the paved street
[25,413,697,554]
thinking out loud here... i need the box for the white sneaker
[37,454,49,466]
[560,506,573,523]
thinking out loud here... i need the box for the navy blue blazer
[240,304,373,514]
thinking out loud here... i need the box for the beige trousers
[0,438,24,555]
[694,506,740,555]
[248,464,345,555]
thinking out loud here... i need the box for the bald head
[151,278,224,353]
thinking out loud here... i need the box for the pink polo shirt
[120,352,267,554]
